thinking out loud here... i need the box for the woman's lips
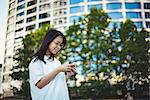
[54,47,61,53]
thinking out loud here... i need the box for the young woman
[29,29,76,100]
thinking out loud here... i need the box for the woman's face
[47,35,64,55]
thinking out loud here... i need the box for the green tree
[122,28,150,97]
[59,8,111,80]
[111,20,150,98]
[11,24,53,99]
[58,8,150,99]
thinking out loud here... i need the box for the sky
[0,0,8,64]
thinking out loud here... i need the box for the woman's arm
[36,64,73,89]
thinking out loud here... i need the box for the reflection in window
[107,3,122,10]
[17,12,24,17]
[27,7,37,15]
[108,22,120,29]
[88,4,102,11]
[17,0,24,3]
[26,24,35,31]
[70,6,84,14]
[16,12,24,19]
[27,16,36,23]
[70,0,84,4]
[39,12,50,19]
[108,12,123,19]
[145,12,150,18]
[146,22,150,28]
[17,3,25,11]
[70,15,84,23]
[39,21,50,27]
[144,3,150,9]
[126,12,142,18]
[125,2,141,9]
[27,0,37,7]
[134,22,143,28]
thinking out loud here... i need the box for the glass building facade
[69,0,150,29]
[1,0,150,97]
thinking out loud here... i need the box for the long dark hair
[33,29,66,63]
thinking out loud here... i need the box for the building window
[53,8,67,16]
[17,0,24,3]
[146,22,150,28]
[70,16,80,23]
[26,24,35,31]
[70,0,84,4]
[39,12,50,19]
[88,4,102,11]
[27,0,37,7]
[26,16,36,23]
[134,22,143,28]
[8,16,14,23]
[17,3,25,11]
[125,2,141,9]
[16,12,24,20]
[145,12,150,18]
[70,6,84,14]
[16,12,24,17]
[144,3,150,9]
[108,22,120,29]
[108,12,123,19]
[7,24,14,32]
[39,0,49,3]
[9,1,15,9]
[8,8,15,16]
[126,12,142,18]
[70,15,84,23]
[53,1,67,8]
[39,21,50,27]
[16,20,24,27]
[27,7,36,15]
[107,3,122,10]
[15,28,23,32]
[53,17,67,25]
[39,3,51,11]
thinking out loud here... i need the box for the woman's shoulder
[54,57,61,64]
[29,57,41,66]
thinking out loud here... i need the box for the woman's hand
[58,63,76,72]
[65,64,76,80]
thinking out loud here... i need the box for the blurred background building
[1,0,150,97]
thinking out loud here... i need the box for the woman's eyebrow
[55,40,61,43]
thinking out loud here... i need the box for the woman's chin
[52,51,58,54]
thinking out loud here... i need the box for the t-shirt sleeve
[29,59,44,86]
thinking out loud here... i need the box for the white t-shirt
[29,56,70,100]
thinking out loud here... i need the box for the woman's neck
[46,50,53,58]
